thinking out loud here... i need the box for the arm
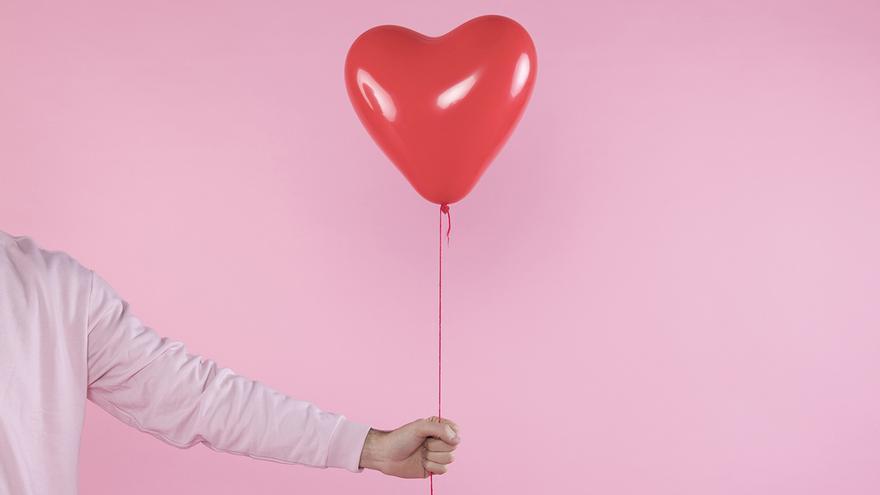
[85,268,371,472]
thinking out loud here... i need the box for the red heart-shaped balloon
[345,15,537,206]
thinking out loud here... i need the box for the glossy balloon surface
[345,15,537,205]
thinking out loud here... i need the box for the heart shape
[345,15,537,205]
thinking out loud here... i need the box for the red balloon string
[431,204,451,494]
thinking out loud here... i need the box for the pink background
[2,1,880,494]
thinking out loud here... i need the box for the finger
[442,418,459,435]
[427,416,461,437]
[425,438,457,452]
[426,450,455,465]
[417,418,460,444]
[423,460,448,476]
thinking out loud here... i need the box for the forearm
[86,269,371,471]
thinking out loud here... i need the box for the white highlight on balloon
[511,53,531,97]
[436,73,478,110]
[357,69,397,121]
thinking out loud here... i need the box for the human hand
[358,416,460,478]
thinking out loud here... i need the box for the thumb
[414,418,459,444]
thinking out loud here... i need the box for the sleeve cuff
[325,417,372,473]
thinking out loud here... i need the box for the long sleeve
[84,268,371,473]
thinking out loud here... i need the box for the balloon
[344,15,537,206]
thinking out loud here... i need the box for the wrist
[359,428,389,472]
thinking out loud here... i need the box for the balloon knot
[439,204,451,243]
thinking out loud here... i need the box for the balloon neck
[439,204,451,244]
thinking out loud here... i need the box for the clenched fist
[358,416,461,478]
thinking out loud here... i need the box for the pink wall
[3,1,880,493]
